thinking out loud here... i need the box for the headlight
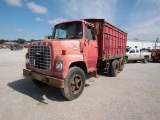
[56,62,63,71]
[26,58,29,64]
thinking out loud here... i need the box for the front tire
[61,67,86,100]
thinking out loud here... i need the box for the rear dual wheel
[119,58,124,71]
[124,57,128,64]
[111,59,119,77]
[106,64,111,76]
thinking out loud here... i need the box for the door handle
[95,46,98,48]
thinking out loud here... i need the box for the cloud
[27,2,47,14]
[122,0,160,41]
[13,28,39,36]
[35,17,44,22]
[127,16,160,40]
[13,28,23,32]
[4,0,23,7]
[30,32,39,36]
[47,18,66,25]
[60,0,117,24]
[66,0,80,12]
[154,20,160,25]
[59,0,159,41]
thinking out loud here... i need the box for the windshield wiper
[67,35,81,39]
[57,37,66,39]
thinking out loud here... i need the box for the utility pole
[155,37,159,49]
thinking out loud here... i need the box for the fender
[53,54,84,79]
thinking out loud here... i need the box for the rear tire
[61,67,86,101]
[111,59,119,77]
[119,58,124,71]
[133,60,137,63]
[32,79,47,87]
[106,64,111,76]
[143,57,148,64]
[124,57,128,64]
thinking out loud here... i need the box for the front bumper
[23,69,64,88]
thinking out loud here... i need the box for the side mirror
[94,22,100,36]
[45,35,52,39]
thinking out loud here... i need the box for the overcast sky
[0,0,160,41]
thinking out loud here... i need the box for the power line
[127,39,155,42]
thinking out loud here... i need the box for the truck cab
[24,20,99,100]
[126,48,140,61]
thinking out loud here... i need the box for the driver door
[84,25,98,69]
[128,49,136,60]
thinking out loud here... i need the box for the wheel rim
[70,75,82,94]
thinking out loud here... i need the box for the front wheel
[61,67,86,100]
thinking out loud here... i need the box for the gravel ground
[0,49,160,120]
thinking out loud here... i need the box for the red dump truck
[151,47,160,62]
[151,38,160,62]
[23,19,127,100]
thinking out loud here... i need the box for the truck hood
[31,39,81,54]
[29,39,81,76]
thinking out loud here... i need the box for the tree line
[0,39,41,44]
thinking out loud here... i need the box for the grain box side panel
[103,22,127,60]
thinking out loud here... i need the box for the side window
[85,25,95,40]
[130,49,135,53]
[136,49,139,53]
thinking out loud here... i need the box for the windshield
[126,48,130,52]
[52,21,83,39]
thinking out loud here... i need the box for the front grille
[30,45,51,71]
